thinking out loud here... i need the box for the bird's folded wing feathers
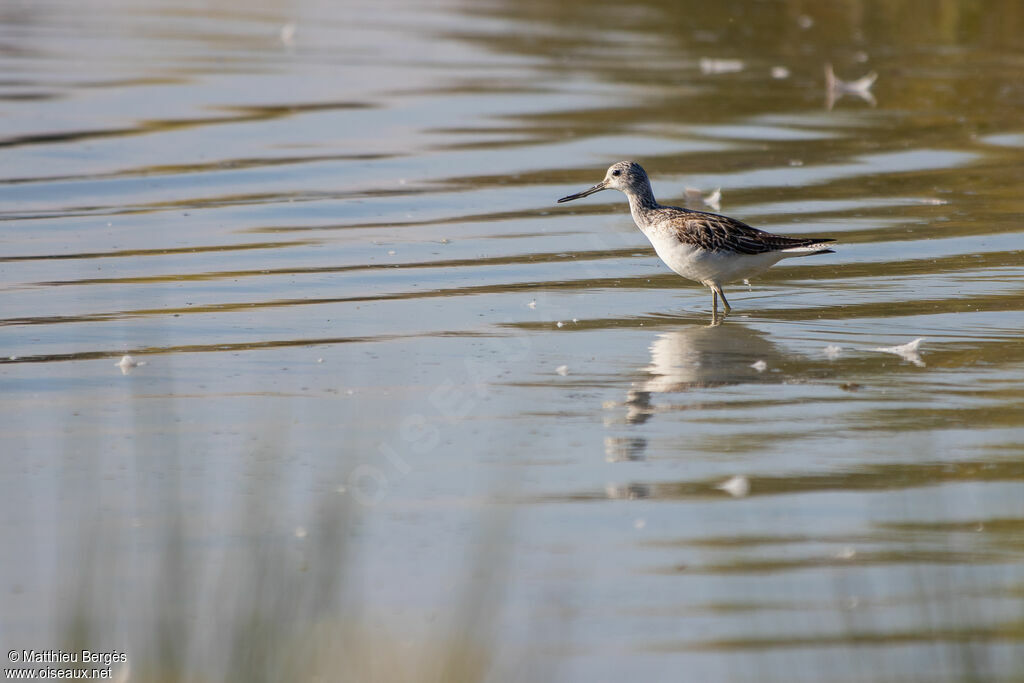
[659,208,832,255]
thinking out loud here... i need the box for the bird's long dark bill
[557,181,607,203]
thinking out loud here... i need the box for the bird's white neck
[625,185,660,231]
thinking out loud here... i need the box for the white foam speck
[704,187,721,211]
[280,22,297,46]
[556,365,569,376]
[750,360,767,372]
[825,63,878,108]
[685,186,722,211]
[835,546,857,560]
[716,475,750,498]
[699,57,745,74]
[873,338,925,367]
[823,344,843,360]
[116,355,146,374]
[771,65,790,79]
[556,321,564,328]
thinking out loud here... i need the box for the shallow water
[2,0,1024,680]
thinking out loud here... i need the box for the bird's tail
[780,239,835,256]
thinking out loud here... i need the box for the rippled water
[3,0,1024,680]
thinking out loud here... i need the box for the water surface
[2,0,1024,680]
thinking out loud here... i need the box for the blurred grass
[47,436,541,683]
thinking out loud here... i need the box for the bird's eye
[611,169,621,176]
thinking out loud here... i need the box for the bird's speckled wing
[648,206,833,255]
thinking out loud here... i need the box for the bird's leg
[711,288,718,312]
[712,284,732,312]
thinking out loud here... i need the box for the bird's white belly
[646,234,784,286]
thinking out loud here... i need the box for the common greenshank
[557,161,835,313]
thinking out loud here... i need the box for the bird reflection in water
[604,319,784,464]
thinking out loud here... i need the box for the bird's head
[557,161,649,203]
